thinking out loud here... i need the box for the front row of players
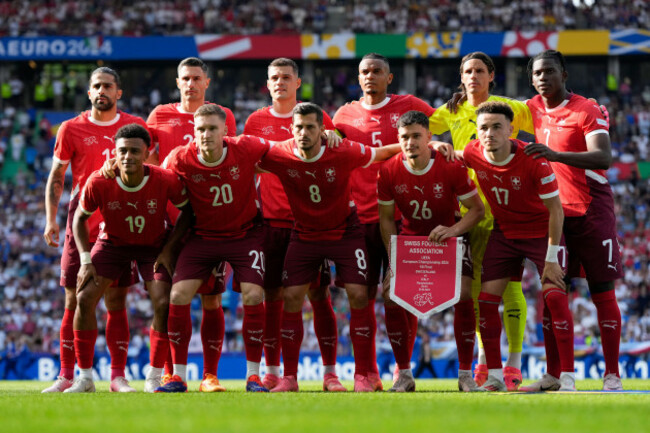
[63,100,578,393]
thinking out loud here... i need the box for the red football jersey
[147,102,237,163]
[333,94,435,224]
[259,138,375,241]
[243,106,335,228]
[377,150,477,236]
[526,94,611,217]
[53,111,148,241]
[163,135,269,239]
[462,139,559,239]
[79,165,188,247]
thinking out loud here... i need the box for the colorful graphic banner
[195,35,301,60]
[407,32,462,58]
[609,29,650,55]
[301,33,355,59]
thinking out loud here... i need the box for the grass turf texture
[2,379,650,433]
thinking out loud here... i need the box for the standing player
[65,124,188,393]
[333,53,435,389]
[244,58,343,391]
[42,67,148,393]
[462,101,575,392]
[154,104,270,393]
[146,57,236,392]
[524,50,623,391]
[259,103,402,392]
[377,111,484,392]
[429,52,533,390]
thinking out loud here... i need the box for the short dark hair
[361,52,390,71]
[178,57,208,76]
[194,104,226,121]
[89,67,121,89]
[293,102,323,125]
[459,52,495,92]
[269,58,299,76]
[115,123,151,148]
[475,101,514,123]
[527,50,567,86]
[397,111,429,129]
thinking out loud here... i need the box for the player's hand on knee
[154,249,175,277]
[541,262,566,290]
[77,264,99,292]
[100,158,118,179]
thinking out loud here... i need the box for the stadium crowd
[0,0,648,37]
[1,65,649,379]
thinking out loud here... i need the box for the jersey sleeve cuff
[52,156,69,165]
[457,189,478,201]
[174,198,189,208]
[377,199,395,206]
[585,129,609,140]
[539,190,560,200]
[79,204,94,216]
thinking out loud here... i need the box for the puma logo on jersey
[280,126,291,133]
[493,174,503,183]
[103,136,114,143]
[127,202,138,209]
[414,185,425,194]
[370,116,381,124]
[305,170,317,179]
[210,173,221,179]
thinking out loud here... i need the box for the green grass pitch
[2,379,650,433]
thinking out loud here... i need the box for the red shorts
[360,222,390,287]
[482,228,567,283]
[91,240,171,283]
[60,231,138,288]
[264,224,330,290]
[283,226,368,287]
[196,263,227,295]
[173,226,265,288]
[564,195,623,283]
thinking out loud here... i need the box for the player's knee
[64,288,78,310]
[241,285,264,305]
[201,294,221,309]
[588,280,615,294]
[76,289,97,314]
[345,285,368,309]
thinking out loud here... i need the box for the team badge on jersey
[192,174,206,183]
[84,136,98,146]
[261,125,274,135]
[230,165,240,180]
[170,118,182,127]
[287,169,300,178]
[510,176,522,190]
[477,170,488,180]
[390,113,400,128]
[326,167,336,183]
[395,184,409,194]
[147,199,158,214]
[353,118,365,127]
[433,183,444,198]
[108,201,121,211]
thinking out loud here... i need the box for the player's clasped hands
[541,262,566,291]
[523,142,559,162]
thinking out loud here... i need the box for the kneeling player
[377,110,484,392]
[462,101,575,392]
[65,124,189,393]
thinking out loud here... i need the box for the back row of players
[42,50,623,393]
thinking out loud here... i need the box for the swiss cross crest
[326,167,336,182]
[83,136,98,146]
[511,176,522,190]
[477,170,488,180]
[229,165,240,180]
[192,174,206,183]
[395,184,409,194]
[261,125,274,135]
[287,169,300,178]
[170,118,182,127]
[433,183,444,198]
[147,199,157,214]
[108,201,121,210]
[390,113,400,128]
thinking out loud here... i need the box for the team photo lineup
[26,43,629,396]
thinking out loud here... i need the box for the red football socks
[384,305,411,370]
[242,303,265,363]
[541,305,561,378]
[407,310,419,359]
[201,307,225,376]
[592,290,621,377]
[74,329,98,370]
[263,299,283,368]
[106,309,129,379]
[350,305,374,377]
[149,329,169,369]
[168,303,192,365]
[59,308,75,379]
[366,299,379,375]
[454,299,476,371]
[280,311,303,377]
[311,297,338,366]
[477,292,503,370]
[543,287,574,374]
